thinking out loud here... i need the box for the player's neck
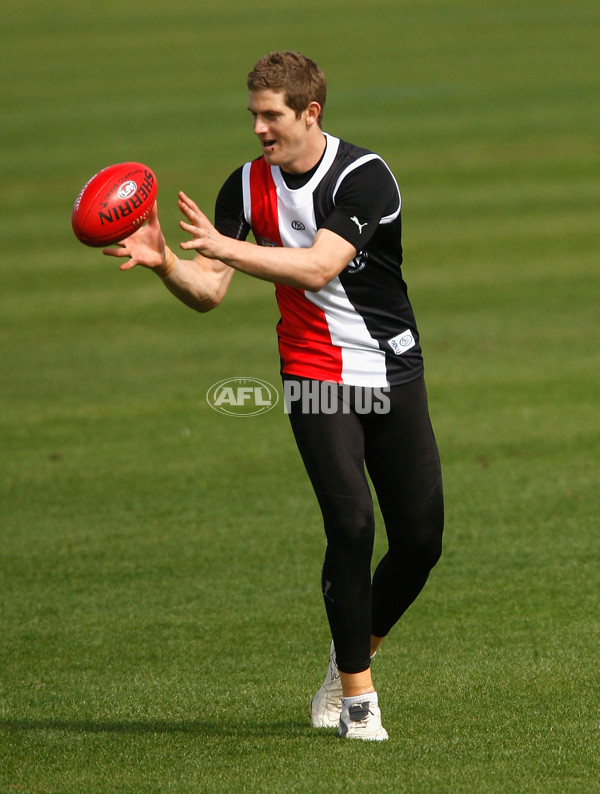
[281,140,327,189]
[282,130,327,176]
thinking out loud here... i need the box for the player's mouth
[262,138,277,151]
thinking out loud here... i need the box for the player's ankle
[340,678,376,697]
[339,659,375,697]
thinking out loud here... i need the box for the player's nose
[253,116,269,135]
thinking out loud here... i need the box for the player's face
[248,89,317,174]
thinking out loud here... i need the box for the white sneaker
[339,692,389,741]
[310,640,343,728]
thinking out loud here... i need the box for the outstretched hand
[102,202,166,271]
[178,192,228,261]
[102,191,228,273]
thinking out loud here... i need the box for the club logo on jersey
[346,251,368,274]
[291,220,306,231]
[350,216,368,234]
[388,330,416,355]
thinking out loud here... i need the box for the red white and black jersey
[214,133,423,387]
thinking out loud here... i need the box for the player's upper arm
[320,157,401,251]
[214,167,251,241]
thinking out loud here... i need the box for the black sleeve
[320,158,400,251]
[214,166,251,240]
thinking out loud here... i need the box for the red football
[72,162,157,247]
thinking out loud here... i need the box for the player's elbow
[190,263,233,311]
[302,232,354,291]
[171,282,224,313]
[194,288,224,312]
[195,299,218,313]
[298,254,339,292]
[303,263,342,292]
[304,275,329,292]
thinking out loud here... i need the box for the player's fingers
[102,240,131,257]
[178,192,205,221]
[119,259,138,271]
[102,246,125,258]
[147,200,159,227]
[179,240,198,251]
[179,219,201,235]
[178,203,196,225]
[178,190,196,208]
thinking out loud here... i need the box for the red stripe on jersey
[275,285,343,381]
[248,158,343,382]
[249,158,283,247]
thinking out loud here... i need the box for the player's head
[247,51,327,127]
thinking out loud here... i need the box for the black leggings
[285,375,444,674]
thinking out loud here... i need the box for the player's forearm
[156,248,233,313]
[177,194,356,291]
[217,234,344,292]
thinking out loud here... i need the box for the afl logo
[206,377,280,417]
[291,220,306,231]
[118,180,137,200]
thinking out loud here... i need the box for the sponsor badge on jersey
[388,330,416,355]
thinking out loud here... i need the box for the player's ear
[305,101,322,127]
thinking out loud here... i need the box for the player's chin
[261,141,279,160]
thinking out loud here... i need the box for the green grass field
[1,1,599,791]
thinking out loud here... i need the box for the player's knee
[393,524,442,573]
[420,521,444,569]
[420,482,444,561]
[391,492,444,570]
[321,495,375,555]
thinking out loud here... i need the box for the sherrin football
[72,162,157,247]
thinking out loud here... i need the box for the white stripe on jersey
[305,278,388,386]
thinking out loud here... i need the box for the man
[104,51,444,741]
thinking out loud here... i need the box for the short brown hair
[247,51,327,126]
